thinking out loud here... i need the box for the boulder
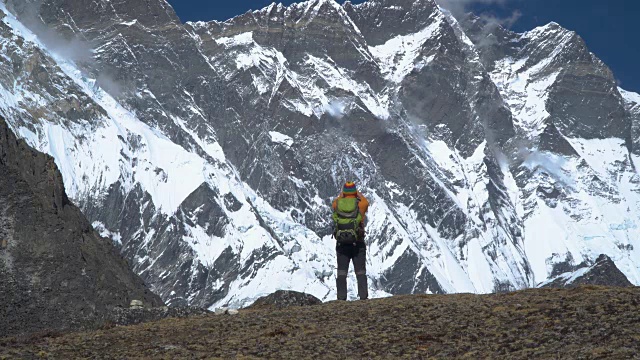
[130,300,144,309]
[214,307,228,315]
[248,290,322,309]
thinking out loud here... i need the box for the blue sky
[167,0,639,93]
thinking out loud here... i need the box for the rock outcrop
[540,254,634,288]
[0,114,163,337]
[248,290,323,309]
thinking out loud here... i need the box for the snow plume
[5,0,93,63]
[501,136,573,188]
[324,99,348,119]
[521,149,575,188]
[481,10,522,29]
[436,0,522,47]
[4,0,126,97]
[95,71,127,98]
[473,10,522,50]
[436,0,511,18]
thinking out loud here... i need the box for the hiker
[332,181,369,300]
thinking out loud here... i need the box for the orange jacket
[332,191,369,224]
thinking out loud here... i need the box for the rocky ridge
[0,113,163,338]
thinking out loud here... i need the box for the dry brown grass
[1,286,639,359]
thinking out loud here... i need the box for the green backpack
[332,197,363,244]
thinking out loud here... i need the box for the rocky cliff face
[0,0,637,309]
[0,113,162,337]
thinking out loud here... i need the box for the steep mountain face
[0,114,162,337]
[0,0,637,309]
[621,89,640,156]
[460,14,640,286]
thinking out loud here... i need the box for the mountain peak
[285,0,362,34]
[345,0,442,45]
[526,21,574,38]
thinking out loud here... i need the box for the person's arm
[357,191,369,219]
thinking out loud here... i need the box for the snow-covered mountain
[0,0,638,308]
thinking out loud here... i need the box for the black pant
[336,242,368,300]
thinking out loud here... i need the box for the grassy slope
[1,286,639,359]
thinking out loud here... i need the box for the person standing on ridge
[332,181,369,300]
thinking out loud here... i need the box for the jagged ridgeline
[0,0,638,310]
